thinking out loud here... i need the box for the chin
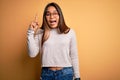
[50,25,58,29]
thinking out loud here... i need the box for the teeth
[50,20,56,23]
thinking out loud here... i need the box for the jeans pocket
[41,70,53,80]
[62,67,73,75]
[62,68,74,80]
[41,69,48,77]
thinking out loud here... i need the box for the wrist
[75,78,80,80]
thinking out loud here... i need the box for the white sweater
[27,28,80,78]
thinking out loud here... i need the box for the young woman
[27,2,80,80]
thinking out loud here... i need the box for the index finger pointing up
[34,14,38,22]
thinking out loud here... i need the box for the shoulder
[68,28,76,35]
[67,28,77,39]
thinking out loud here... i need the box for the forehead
[46,6,57,12]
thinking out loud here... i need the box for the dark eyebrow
[46,10,58,13]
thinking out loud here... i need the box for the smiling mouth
[49,20,57,24]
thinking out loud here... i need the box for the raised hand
[29,14,39,32]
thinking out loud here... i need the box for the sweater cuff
[27,29,34,35]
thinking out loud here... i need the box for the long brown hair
[40,2,70,46]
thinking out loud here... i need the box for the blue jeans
[41,67,74,80]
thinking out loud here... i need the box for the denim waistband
[42,67,73,75]
[41,67,74,80]
[42,67,72,71]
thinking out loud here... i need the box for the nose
[50,14,54,19]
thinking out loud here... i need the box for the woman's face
[46,6,59,29]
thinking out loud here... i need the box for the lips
[49,20,57,24]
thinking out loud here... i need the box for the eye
[46,13,51,16]
[53,12,58,16]
[45,11,59,17]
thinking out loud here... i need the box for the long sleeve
[70,29,80,78]
[27,29,41,58]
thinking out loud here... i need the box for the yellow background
[0,0,120,80]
